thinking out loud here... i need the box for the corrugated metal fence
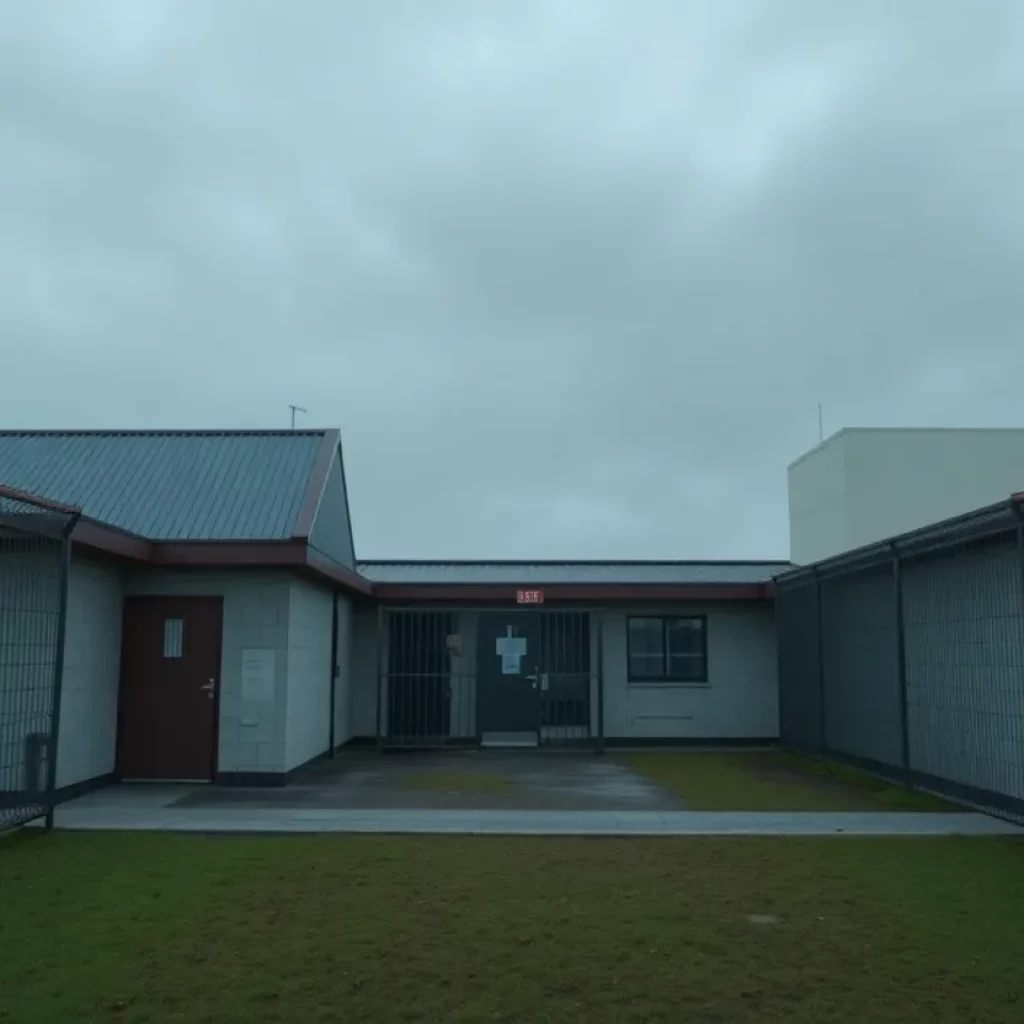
[777,499,1024,823]
[0,487,78,831]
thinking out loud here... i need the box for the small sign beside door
[516,589,544,604]
[241,648,275,702]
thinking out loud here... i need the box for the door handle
[200,679,216,692]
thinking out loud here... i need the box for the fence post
[595,611,605,753]
[813,568,827,755]
[1013,504,1024,717]
[44,518,77,830]
[375,604,385,749]
[892,545,911,782]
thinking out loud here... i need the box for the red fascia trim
[71,519,151,560]
[371,583,772,602]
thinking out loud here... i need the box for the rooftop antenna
[818,402,824,443]
[289,404,307,430]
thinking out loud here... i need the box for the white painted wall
[123,567,292,775]
[57,553,124,788]
[333,593,353,746]
[788,432,849,566]
[790,428,1024,565]
[283,578,333,771]
[600,603,778,741]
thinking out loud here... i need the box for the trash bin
[24,732,50,798]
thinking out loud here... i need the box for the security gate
[376,608,604,750]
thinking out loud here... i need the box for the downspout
[328,589,339,757]
[44,511,81,829]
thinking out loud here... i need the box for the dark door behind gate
[477,613,541,734]
[117,596,222,781]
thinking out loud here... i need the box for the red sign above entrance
[516,589,544,604]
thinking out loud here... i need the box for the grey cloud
[1,0,1022,558]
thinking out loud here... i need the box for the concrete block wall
[123,567,292,775]
[333,594,353,746]
[57,553,124,788]
[600,603,779,741]
[283,578,333,772]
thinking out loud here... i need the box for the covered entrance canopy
[361,559,783,752]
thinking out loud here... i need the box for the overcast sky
[2,2,1022,560]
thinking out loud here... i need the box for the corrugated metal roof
[0,431,327,540]
[356,561,791,585]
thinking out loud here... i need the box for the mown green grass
[2,830,1022,1023]
[625,750,956,811]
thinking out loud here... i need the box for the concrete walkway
[32,788,1023,836]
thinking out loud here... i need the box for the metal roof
[0,430,328,541]
[356,561,791,585]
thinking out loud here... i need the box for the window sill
[627,680,711,689]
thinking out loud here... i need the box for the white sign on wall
[241,648,276,702]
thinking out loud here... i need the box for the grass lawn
[625,750,956,811]
[2,831,1023,1023]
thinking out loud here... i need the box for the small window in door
[163,618,184,658]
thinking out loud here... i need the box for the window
[627,616,707,683]
[163,618,184,658]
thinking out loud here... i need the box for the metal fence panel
[777,508,1024,824]
[820,566,903,769]
[0,489,77,832]
[775,577,822,754]
[902,533,1024,817]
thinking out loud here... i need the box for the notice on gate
[496,629,527,675]
[500,653,522,674]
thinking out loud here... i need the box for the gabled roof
[0,430,330,540]
[357,560,789,585]
[0,429,368,595]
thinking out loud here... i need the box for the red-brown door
[117,596,223,781]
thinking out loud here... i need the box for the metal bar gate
[376,608,604,750]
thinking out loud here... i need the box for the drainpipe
[328,590,339,757]
[44,512,80,829]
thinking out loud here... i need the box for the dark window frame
[626,615,708,684]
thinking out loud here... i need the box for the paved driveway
[170,750,686,812]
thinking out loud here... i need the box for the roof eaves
[0,429,331,438]
[0,483,81,515]
[371,582,772,601]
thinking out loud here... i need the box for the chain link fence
[0,486,79,831]
[777,497,1024,823]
